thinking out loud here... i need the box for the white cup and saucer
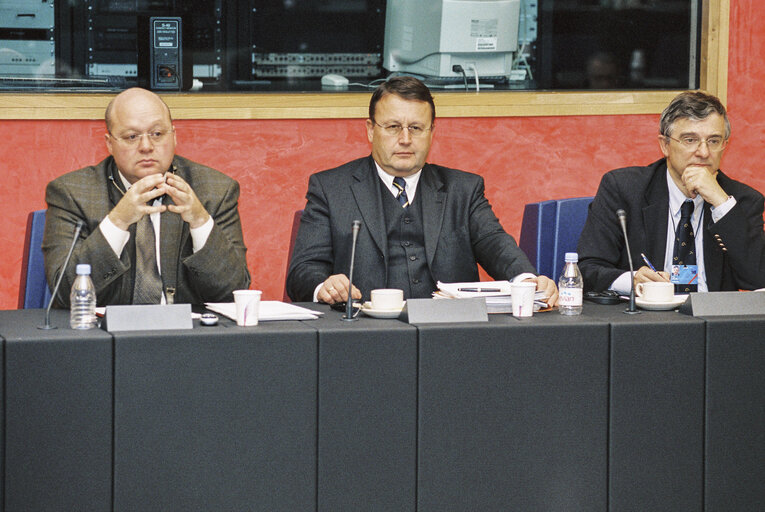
[361,289,406,318]
[635,282,687,310]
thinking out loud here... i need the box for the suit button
[409,255,417,261]
[402,241,411,247]
[413,279,420,284]
[403,218,412,224]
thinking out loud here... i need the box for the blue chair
[518,197,593,281]
[19,209,52,309]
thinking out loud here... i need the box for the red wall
[2,1,763,309]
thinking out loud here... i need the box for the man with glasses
[578,91,765,294]
[287,76,559,304]
[43,87,250,306]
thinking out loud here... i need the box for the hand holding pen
[636,253,671,284]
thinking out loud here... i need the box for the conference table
[0,303,762,511]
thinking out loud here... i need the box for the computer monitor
[383,0,521,79]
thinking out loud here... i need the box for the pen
[458,287,502,292]
[640,253,657,272]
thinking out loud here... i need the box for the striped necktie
[393,176,409,208]
[133,214,163,304]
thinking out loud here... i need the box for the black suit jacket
[43,155,251,306]
[578,158,765,292]
[286,156,535,301]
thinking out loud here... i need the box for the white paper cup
[635,281,674,302]
[511,281,536,318]
[233,290,262,326]
[370,288,404,310]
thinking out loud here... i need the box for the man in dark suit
[43,87,250,306]
[286,76,558,304]
[578,91,765,293]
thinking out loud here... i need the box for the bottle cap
[76,264,91,275]
[564,252,578,263]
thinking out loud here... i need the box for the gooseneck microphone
[39,219,84,329]
[616,209,640,315]
[342,220,362,321]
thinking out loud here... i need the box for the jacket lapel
[350,157,387,259]
[419,165,446,267]
[642,162,670,265]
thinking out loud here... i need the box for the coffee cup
[635,281,674,302]
[370,289,404,310]
[510,281,536,317]
[233,289,262,326]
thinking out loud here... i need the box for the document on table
[434,280,548,314]
[205,301,323,321]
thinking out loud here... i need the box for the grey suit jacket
[286,156,535,302]
[577,158,765,292]
[43,155,250,307]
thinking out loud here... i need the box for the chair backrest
[282,209,303,302]
[518,197,593,282]
[19,209,52,309]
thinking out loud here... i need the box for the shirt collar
[373,160,422,200]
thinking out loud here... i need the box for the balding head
[105,87,173,133]
[104,87,177,184]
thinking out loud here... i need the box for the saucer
[360,301,406,319]
[635,295,688,311]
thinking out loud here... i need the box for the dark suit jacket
[578,158,765,292]
[286,156,535,302]
[43,155,250,307]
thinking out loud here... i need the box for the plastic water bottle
[558,252,583,316]
[70,264,97,329]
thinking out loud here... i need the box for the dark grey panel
[112,320,317,512]
[417,313,609,512]
[594,306,705,511]
[705,316,765,511]
[314,308,417,512]
[1,309,113,512]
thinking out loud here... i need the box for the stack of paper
[434,281,547,314]
[205,301,323,321]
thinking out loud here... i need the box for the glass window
[0,0,699,93]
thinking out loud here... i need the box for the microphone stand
[342,220,361,322]
[617,209,640,315]
[39,220,84,329]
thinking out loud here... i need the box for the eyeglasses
[372,120,431,138]
[110,129,174,147]
[664,134,727,152]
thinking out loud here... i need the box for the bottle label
[559,288,583,306]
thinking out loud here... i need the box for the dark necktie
[133,214,163,304]
[673,200,697,293]
[393,176,409,208]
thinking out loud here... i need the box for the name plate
[404,297,488,324]
[678,291,765,317]
[104,303,193,331]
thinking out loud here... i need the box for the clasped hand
[108,173,210,230]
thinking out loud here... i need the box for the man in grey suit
[578,91,765,293]
[43,87,250,306]
[286,76,558,304]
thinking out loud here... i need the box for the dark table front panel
[310,306,418,512]
[112,320,318,512]
[589,306,706,512]
[704,315,765,511]
[417,313,610,512]
[0,309,113,512]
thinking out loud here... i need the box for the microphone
[616,209,640,315]
[39,219,84,329]
[342,220,362,321]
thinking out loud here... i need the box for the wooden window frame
[0,0,727,120]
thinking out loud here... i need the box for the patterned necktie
[133,214,163,304]
[392,176,409,208]
[673,200,697,293]
[673,200,697,266]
